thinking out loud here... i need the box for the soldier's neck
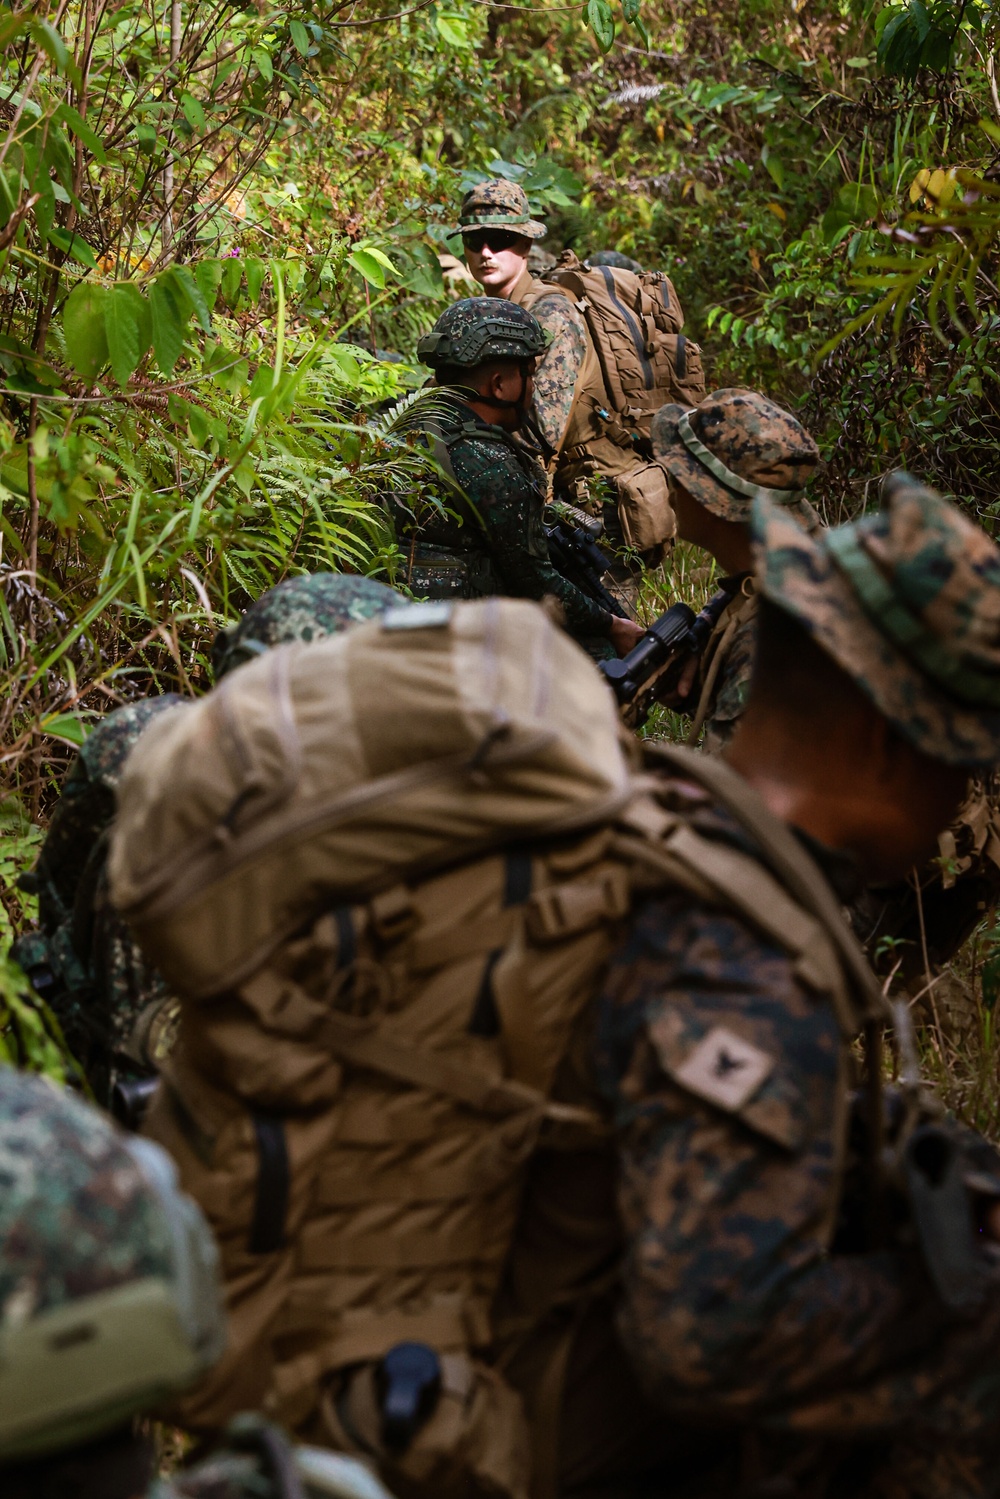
[724,703,966,885]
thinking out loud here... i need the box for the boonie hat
[457,180,547,241]
[754,472,1000,767]
[652,388,820,521]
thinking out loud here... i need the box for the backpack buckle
[526,870,629,941]
[369,885,419,944]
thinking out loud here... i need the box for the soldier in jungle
[12,572,404,1110]
[397,296,644,656]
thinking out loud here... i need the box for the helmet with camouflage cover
[651,388,820,522]
[212,572,405,679]
[417,297,547,370]
[0,1065,225,1462]
[754,472,1000,767]
[457,179,547,240]
[586,249,643,273]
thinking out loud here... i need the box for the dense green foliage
[4,0,1000,1078]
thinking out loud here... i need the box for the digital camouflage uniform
[406,297,614,644]
[593,476,1000,1498]
[0,1064,389,1499]
[650,387,820,754]
[456,180,588,456]
[12,573,402,1105]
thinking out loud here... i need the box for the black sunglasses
[463,229,526,254]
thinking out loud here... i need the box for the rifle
[599,586,733,728]
[544,518,629,620]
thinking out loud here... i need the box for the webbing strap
[299,1221,487,1271]
[318,1014,546,1117]
[249,1115,289,1255]
[648,744,888,1026]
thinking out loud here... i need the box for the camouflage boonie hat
[417,297,548,369]
[212,572,403,679]
[457,179,547,240]
[651,388,820,522]
[586,249,643,273]
[755,472,1000,767]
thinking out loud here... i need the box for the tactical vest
[512,258,707,554]
[395,412,547,603]
[112,604,883,1498]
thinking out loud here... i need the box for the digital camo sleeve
[595,887,1000,1444]
[529,293,588,455]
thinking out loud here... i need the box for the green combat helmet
[456,179,547,240]
[754,471,1000,767]
[212,571,404,679]
[417,297,547,370]
[586,249,643,274]
[651,387,820,523]
[0,1064,224,1463]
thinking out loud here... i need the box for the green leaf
[54,104,107,164]
[171,264,212,331]
[763,153,785,192]
[150,274,188,376]
[621,0,640,22]
[0,10,29,51]
[435,13,470,47]
[348,248,395,288]
[180,93,206,135]
[221,256,243,305]
[31,19,70,74]
[982,951,1000,1010]
[289,18,310,55]
[252,46,273,82]
[586,0,615,52]
[244,257,266,304]
[62,282,109,382]
[41,712,88,746]
[46,226,98,268]
[133,123,159,155]
[195,257,224,313]
[104,283,144,387]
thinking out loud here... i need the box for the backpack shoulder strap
[643,743,889,1027]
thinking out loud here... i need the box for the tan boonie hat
[651,388,820,521]
[754,472,1000,767]
[457,179,547,241]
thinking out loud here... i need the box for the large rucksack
[544,251,704,443]
[519,254,706,553]
[110,602,880,1499]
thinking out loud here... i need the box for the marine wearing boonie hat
[754,471,1000,767]
[456,179,547,241]
[651,387,820,521]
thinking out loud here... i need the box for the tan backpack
[518,254,706,552]
[108,598,635,1000]
[113,603,883,1499]
[544,251,705,441]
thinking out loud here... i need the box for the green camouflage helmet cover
[417,297,548,370]
[0,1066,225,1462]
[651,387,820,522]
[212,572,404,679]
[586,249,644,274]
[754,472,1000,767]
[457,179,547,240]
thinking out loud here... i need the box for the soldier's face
[464,230,532,296]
